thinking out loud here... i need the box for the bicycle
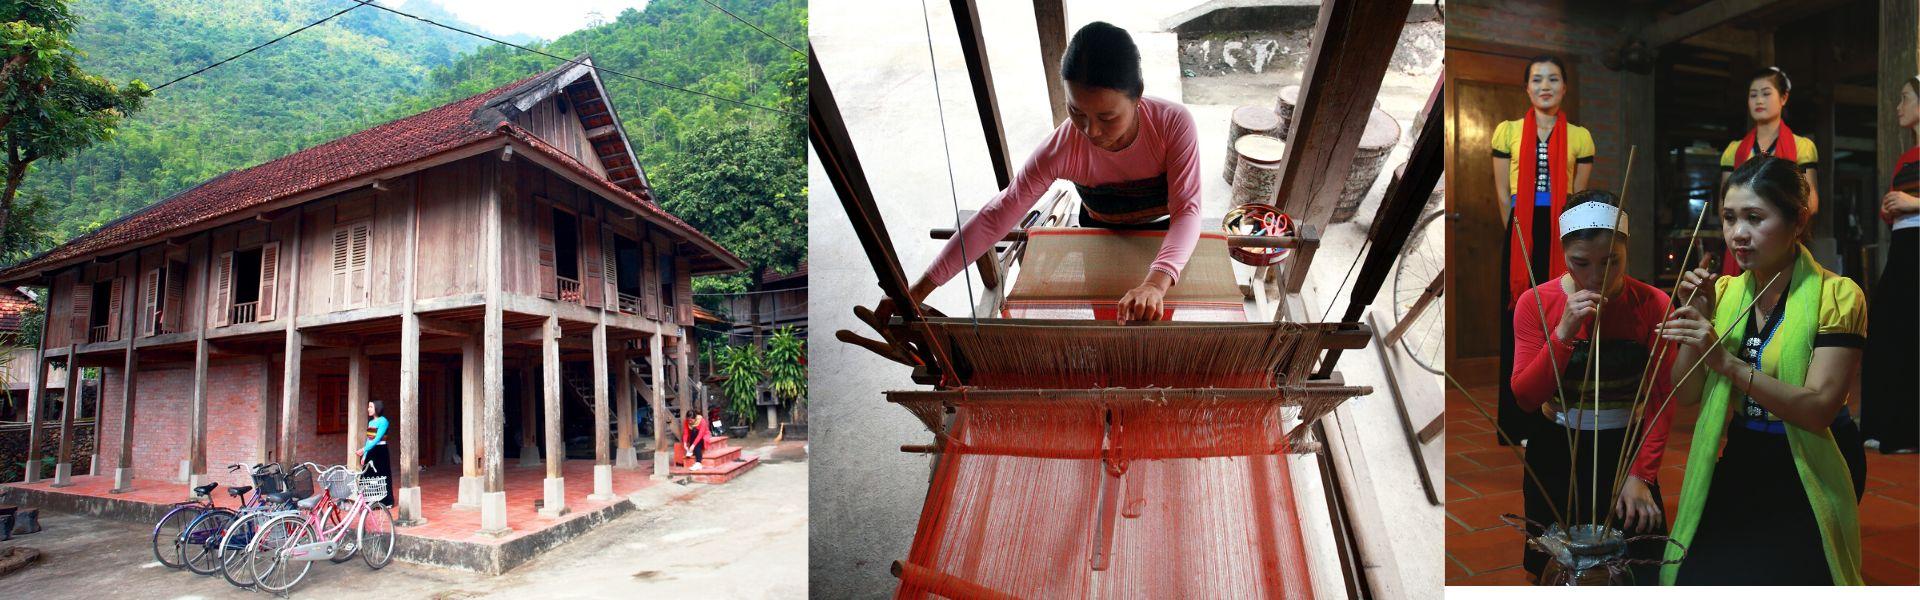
[215,462,315,588]
[150,462,249,569]
[178,462,286,575]
[247,462,396,594]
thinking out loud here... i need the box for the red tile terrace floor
[1445,384,1920,586]
[4,459,657,547]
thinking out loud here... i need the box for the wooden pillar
[678,332,693,429]
[539,315,568,517]
[454,337,481,509]
[188,336,209,487]
[1032,0,1068,126]
[949,0,1013,187]
[478,151,511,535]
[20,340,46,484]
[111,347,138,492]
[277,330,302,466]
[396,172,425,526]
[649,332,668,478]
[519,363,541,466]
[589,321,613,500]
[615,347,637,469]
[51,348,78,487]
[1271,0,1415,230]
[347,345,368,472]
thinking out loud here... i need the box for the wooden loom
[810,0,1440,596]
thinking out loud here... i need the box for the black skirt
[1862,228,1917,451]
[1498,206,1554,445]
[1674,418,1866,585]
[1521,421,1669,583]
[366,443,393,505]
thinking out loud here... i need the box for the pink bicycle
[245,463,395,593]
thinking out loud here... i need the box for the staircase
[669,434,760,484]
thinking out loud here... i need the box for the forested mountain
[20,0,807,286]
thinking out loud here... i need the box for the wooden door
[1445,45,1579,375]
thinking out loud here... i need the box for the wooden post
[51,348,78,487]
[1271,0,1415,230]
[615,348,637,469]
[188,242,212,488]
[347,345,368,472]
[111,346,138,492]
[20,317,46,484]
[949,0,1013,188]
[454,337,481,509]
[649,332,668,478]
[397,171,424,526]
[1032,0,1068,126]
[278,330,302,465]
[479,155,510,535]
[519,364,541,467]
[589,320,613,500]
[539,315,568,517]
[678,332,694,431]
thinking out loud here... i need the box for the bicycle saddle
[193,482,218,496]
[296,495,323,510]
[226,485,253,497]
[263,490,299,504]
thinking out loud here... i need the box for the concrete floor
[810,0,1443,596]
[0,443,807,599]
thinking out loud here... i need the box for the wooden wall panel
[412,158,489,301]
[511,96,609,178]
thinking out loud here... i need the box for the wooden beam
[188,242,212,487]
[460,337,481,498]
[51,348,78,486]
[20,286,48,484]
[540,315,568,516]
[649,332,667,477]
[615,350,636,468]
[397,165,424,525]
[347,345,368,472]
[417,315,476,338]
[111,347,138,492]
[950,0,1014,187]
[593,321,610,466]
[519,364,541,467]
[585,124,620,139]
[278,329,303,465]
[479,151,510,533]
[1272,0,1414,231]
[1640,0,1791,49]
[300,332,359,348]
[1032,0,1068,127]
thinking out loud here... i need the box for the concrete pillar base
[111,467,134,493]
[652,450,669,479]
[397,486,426,526]
[178,460,192,483]
[89,453,100,477]
[479,491,510,535]
[50,462,72,487]
[452,475,482,510]
[518,443,542,467]
[22,467,38,484]
[588,464,616,501]
[615,446,638,469]
[539,477,569,518]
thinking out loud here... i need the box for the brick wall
[96,360,267,485]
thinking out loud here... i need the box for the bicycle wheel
[250,515,314,594]
[1392,210,1447,374]
[360,504,396,570]
[182,509,236,575]
[151,505,201,569]
[327,502,357,563]
[218,512,266,588]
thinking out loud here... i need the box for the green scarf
[1660,246,1862,585]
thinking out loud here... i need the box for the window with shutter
[256,241,280,322]
[675,256,692,326]
[70,279,92,342]
[602,227,619,310]
[163,261,186,333]
[213,252,233,327]
[350,223,370,309]
[581,222,604,308]
[142,268,161,336]
[535,204,557,299]
[331,226,350,309]
[332,223,370,310]
[106,278,124,341]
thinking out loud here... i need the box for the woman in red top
[683,413,712,470]
[1863,75,1920,454]
[1510,191,1675,583]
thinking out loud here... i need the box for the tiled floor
[4,459,657,547]
[1445,383,1920,586]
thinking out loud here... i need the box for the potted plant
[716,343,763,438]
[764,327,806,434]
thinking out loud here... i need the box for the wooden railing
[229,301,258,325]
[88,326,110,343]
[557,277,582,304]
[617,293,642,315]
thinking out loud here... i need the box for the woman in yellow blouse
[1717,67,1820,274]
[1490,55,1595,444]
[1659,156,1866,585]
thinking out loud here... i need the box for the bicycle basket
[356,476,388,504]
[318,469,358,499]
[251,467,285,495]
[286,467,315,498]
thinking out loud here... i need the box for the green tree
[715,343,763,429]
[2,0,148,239]
[763,326,805,425]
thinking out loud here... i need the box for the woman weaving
[1509,191,1673,584]
[878,21,1202,323]
[1660,156,1867,585]
[1491,55,1596,445]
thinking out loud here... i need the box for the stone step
[667,454,760,484]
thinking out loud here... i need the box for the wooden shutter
[213,252,233,327]
[256,241,280,322]
[581,222,604,308]
[675,256,692,326]
[331,226,350,309]
[642,242,659,319]
[70,279,92,342]
[332,223,369,310]
[163,261,187,332]
[141,268,161,336]
[106,277,125,341]
[349,223,370,309]
[535,206,557,299]
[601,227,619,309]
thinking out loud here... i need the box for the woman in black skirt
[1863,75,1920,455]
[357,400,393,505]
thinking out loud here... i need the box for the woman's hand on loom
[1554,290,1605,342]
[1117,271,1174,321]
[1613,476,1662,533]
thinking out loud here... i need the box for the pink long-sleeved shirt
[925,95,1203,286]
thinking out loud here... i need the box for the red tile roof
[0,287,35,331]
[0,60,744,283]
[760,261,806,284]
[692,306,727,325]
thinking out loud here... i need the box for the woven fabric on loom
[917,321,1328,388]
[1002,228,1243,320]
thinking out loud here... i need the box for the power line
[355,0,800,118]
[697,0,804,57]
[149,1,369,93]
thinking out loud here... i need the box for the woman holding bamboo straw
[1492,55,1596,446]
[878,21,1202,324]
[1660,156,1867,585]
[1861,75,1920,455]
[1509,190,1673,584]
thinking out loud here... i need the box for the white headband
[1559,202,1629,238]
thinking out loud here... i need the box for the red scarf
[1509,109,1570,306]
[1723,123,1799,275]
